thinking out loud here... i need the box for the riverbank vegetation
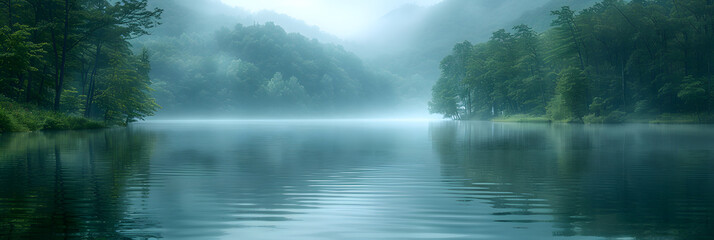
[430,0,714,123]
[0,0,162,132]
[0,96,103,132]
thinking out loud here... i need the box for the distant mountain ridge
[147,0,342,44]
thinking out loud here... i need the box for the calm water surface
[1,120,713,239]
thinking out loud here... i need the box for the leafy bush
[1,98,106,132]
[66,116,104,129]
[0,107,18,132]
[11,110,44,131]
[43,117,70,130]
[634,100,654,114]
[604,111,626,123]
[492,114,551,123]
[546,95,568,120]
[584,110,626,124]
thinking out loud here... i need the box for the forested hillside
[135,22,395,117]
[146,0,342,45]
[430,0,714,123]
[0,0,161,131]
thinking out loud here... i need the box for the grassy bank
[646,114,714,124]
[485,113,714,124]
[491,114,552,123]
[0,99,105,133]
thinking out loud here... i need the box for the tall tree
[95,49,158,125]
[550,6,586,70]
[50,0,161,111]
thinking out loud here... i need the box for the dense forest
[0,0,161,131]
[430,0,714,123]
[135,22,395,117]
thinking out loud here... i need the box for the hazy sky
[219,0,443,38]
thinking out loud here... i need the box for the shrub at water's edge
[485,112,714,124]
[0,100,104,133]
[491,114,551,123]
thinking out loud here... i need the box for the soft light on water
[1,121,713,239]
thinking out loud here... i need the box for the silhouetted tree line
[430,0,714,122]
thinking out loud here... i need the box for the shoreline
[486,114,714,124]
[0,100,105,133]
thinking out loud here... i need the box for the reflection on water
[1,121,713,239]
[431,122,714,239]
[0,128,158,239]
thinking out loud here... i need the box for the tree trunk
[17,73,24,101]
[707,60,714,113]
[7,0,12,29]
[683,32,690,76]
[621,53,627,108]
[85,43,102,118]
[53,0,70,111]
[80,60,88,98]
[25,71,32,102]
[569,21,586,70]
[467,90,472,117]
[37,65,47,105]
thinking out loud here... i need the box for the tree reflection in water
[0,128,159,239]
[430,121,714,239]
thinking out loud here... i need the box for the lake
[1,120,713,239]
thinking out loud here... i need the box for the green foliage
[0,98,103,133]
[431,25,557,119]
[43,115,104,130]
[492,114,551,123]
[554,67,589,119]
[42,117,69,131]
[633,100,654,115]
[546,95,569,121]
[428,76,461,119]
[429,41,473,119]
[0,0,161,126]
[547,68,591,121]
[60,87,84,114]
[588,97,607,117]
[260,72,309,109]
[650,113,714,124]
[584,110,626,123]
[95,50,159,125]
[432,0,714,123]
[678,76,707,112]
[0,25,45,100]
[0,107,18,132]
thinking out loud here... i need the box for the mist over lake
[2,0,714,239]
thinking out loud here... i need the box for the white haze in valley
[138,0,593,119]
[219,0,444,38]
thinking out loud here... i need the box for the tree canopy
[430,0,714,122]
[0,0,162,125]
